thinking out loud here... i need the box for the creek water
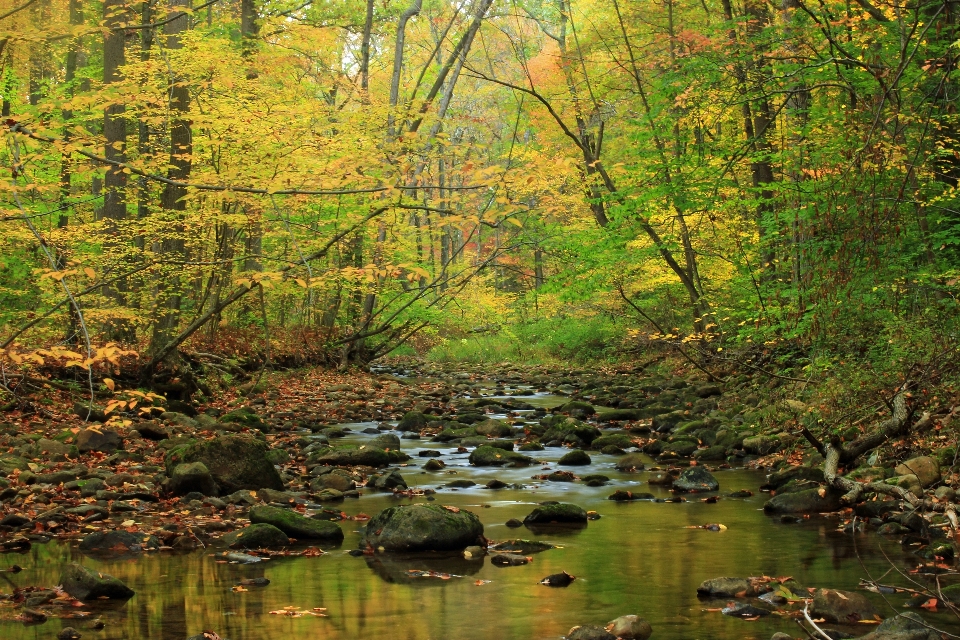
[1,392,957,640]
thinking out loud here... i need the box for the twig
[802,600,833,640]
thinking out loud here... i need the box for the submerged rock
[362,504,484,552]
[673,466,719,492]
[249,505,343,541]
[488,539,555,554]
[607,615,652,640]
[858,612,940,640]
[165,434,283,494]
[763,487,844,514]
[566,626,615,640]
[59,563,134,600]
[491,553,529,566]
[78,530,160,553]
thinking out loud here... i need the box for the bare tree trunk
[359,0,374,92]
[102,0,128,223]
[387,0,423,139]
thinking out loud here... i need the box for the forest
[2,1,960,639]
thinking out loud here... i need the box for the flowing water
[1,392,956,639]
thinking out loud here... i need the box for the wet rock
[648,471,674,486]
[423,458,445,471]
[60,563,134,600]
[762,466,825,491]
[607,615,652,640]
[505,518,523,528]
[488,539,555,554]
[519,442,545,452]
[858,612,940,640]
[541,420,602,447]
[877,522,909,535]
[673,466,719,492]
[742,435,780,455]
[475,419,513,437]
[609,490,653,501]
[468,445,534,467]
[249,505,343,541]
[558,401,596,419]
[697,577,768,598]
[165,434,283,494]
[58,627,82,640]
[540,571,575,587]
[763,487,844,514]
[559,450,591,466]
[463,545,485,559]
[397,411,428,432]
[78,530,160,553]
[894,457,940,488]
[369,433,402,451]
[223,523,291,549]
[367,469,407,491]
[76,428,121,453]
[582,474,610,486]
[693,445,727,461]
[566,625,615,640]
[722,602,770,617]
[524,502,587,525]
[811,588,879,623]
[0,513,29,527]
[167,462,218,497]
[310,444,408,467]
[418,450,441,457]
[313,471,354,492]
[596,409,644,422]
[362,504,484,552]
[491,553,529,566]
[447,479,476,488]
[614,453,646,471]
[486,479,507,489]
[313,488,344,502]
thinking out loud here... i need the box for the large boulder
[810,588,879,624]
[165,434,283,495]
[397,411,428,432]
[469,445,535,467]
[309,444,408,467]
[249,505,343,541]
[223,523,290,549]
[77,428,121,453]
[559,450,591,466]
[614,453,646,471]
[369,433,402,451]
[59,563,134,600]
[475,419,513,438]
[362,504,484,552]
[673,466,719,492]
[742,435,780,455]
[763,487,844,514]
[167,462,218,497]
[78,530,160,553]
[523,503,587,525]
[895,457,940,488]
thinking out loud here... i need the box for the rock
[614,453,646,471]
[811,588,879,623]
[763,487,844,514]
[519,442,545,451]
[314,471,354,492]
[369,433,402,450]
[76,428,121,453]
[136,422,170,440]
[165,434,284,494]
[491,553,529,566]
[558,401,596,418]
[35,438,75,459]
[505,518,523,528]
[609,490,653,501]
[78,530,160,553]
[888,474,922,496]
[468,445,535,467]
[362,504,484,552]
[596,409,644,422]
[167,462,218,496]
[314,488,344,502]
[223,523,291,549]
[423,458,445,471]
[524,502,587,525]
[0,513,29,527]
[697,577,763,598]
[859,612,940,640]
[559,450,591,465]
[486,479,507,489]
[220,407,266,429]
[566,625,615,640]
[309,444,406,467]
[475,419,513,437]
[488,539,555,554]
[693,445,727,461]
[397,411,428,432]
[770,634,793,640]
[742,435,780,455]
[58,627,82,640]
[648,471,674,485]
[540,571,575,587]
[722,602,771,617]
[367,469,407,491]
[673,466,719,492]
[935,486,956,502]
[762,465,825,490]
[249,505,343,541]
[895,457,940,488]
[59,563,134,600]
[463,545,485,559]
[607,615,652,640]
[447,479,476,488]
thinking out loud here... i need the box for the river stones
[165,434,284,494]
[397,411,428,432]
[488,539,555,554]
[475,419,514,437]
[249,505,343,541]
[697,577,765,598]
[742,435,781,455]
[607,615,652,640]
[362,504,484,552]
[77,427,121,453]
[224,523,291,549]
[722,602,771,618]
[491,553,529,566]
[167,461,218,496]
[596,409,644,422]
[78,530,160,553]
[541,420,601,447]
[523,502,587,525]
[559,450,591,466]
[59,563,134,600]
[673,466,719,492]
[591,434,633,450]
[810,588,879,623]
[309,444,407,467]
[366,469,407,491]
[858,612,940,640]
[566,626,615,640]
[468,445,534,466]
[558,401,596,418]
[369,433,402,451]
[540,571,576,587]
[763,486,844,514]
[614,453,645,471]
[609,490,654,501]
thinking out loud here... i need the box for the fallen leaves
[268,606,327,617]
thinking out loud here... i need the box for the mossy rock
[518,441,544,452]
[223,523,290,549]
[474,419,514,438]
[249,505,343,541]
[558,401,595,418]
[433,427,478,443]
[558,449,591,466]
[541,420,601,446]
[397,411,428,432]
[763,487,844,514]
[468,445,535,467]
[362,504,484,552]
[164,433,284,495]
[590,434,634,450]
[221,407,266,430]
[523,502,587,524]
[596,409,644,422]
